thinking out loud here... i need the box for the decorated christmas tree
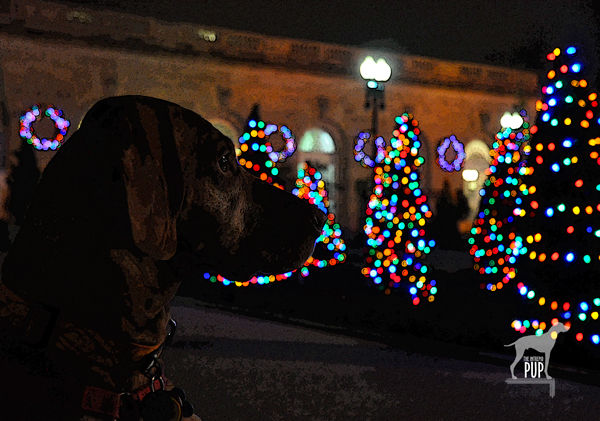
[469,110,532,292]
[509,46,600,344]
[292,162,346,277]
[358,113,437,304]
[236,104,296,190]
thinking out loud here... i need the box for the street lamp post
[360,56,392,134]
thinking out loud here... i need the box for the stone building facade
[0,0,539,234]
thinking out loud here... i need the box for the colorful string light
[359,113,437,303]
[19,104,70,151]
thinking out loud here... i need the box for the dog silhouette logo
[505,322,569,380]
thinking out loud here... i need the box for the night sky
[61,0,600,82]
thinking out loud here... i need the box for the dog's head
[82,95,327,280]
[551,322,569,334]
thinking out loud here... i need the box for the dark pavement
[164,297,600,421]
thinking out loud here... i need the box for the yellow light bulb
[530,251,537,260]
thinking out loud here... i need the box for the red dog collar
[82,377,165,419]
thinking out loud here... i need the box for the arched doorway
[210,119,239,145]
[297,129,337,213]
[463,139,490,224]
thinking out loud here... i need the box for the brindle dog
[0,96,326,420]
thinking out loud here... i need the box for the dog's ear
[122,101,185,260]
[85,97,184,260]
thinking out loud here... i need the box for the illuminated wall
[0,0,538,231]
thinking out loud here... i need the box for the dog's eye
[219,155,231,173]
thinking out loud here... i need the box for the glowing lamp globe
[500,112,524,130]
[462,169,479,182]
[360,56,392,82]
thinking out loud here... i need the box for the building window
[297,129,337,213]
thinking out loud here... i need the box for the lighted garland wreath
[19,104,70,151]
[437,135,466,172]
[267,125,297,163]
[354,131,387,168]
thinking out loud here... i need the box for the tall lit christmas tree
[358,113,437,304]
[509,46,600,346]
[469,110,532,292]
[292,162,346,277]
[236,104,296,189]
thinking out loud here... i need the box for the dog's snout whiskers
[312,213,326,232]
